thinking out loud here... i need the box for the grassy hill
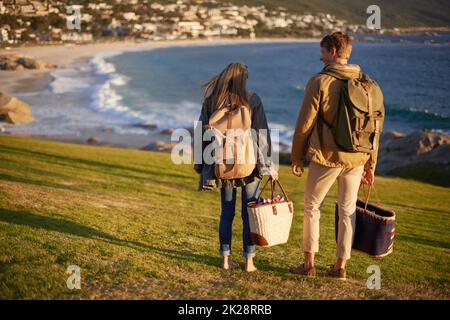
[0,134,448,299]
[225,0,450,28]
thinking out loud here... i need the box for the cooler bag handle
[360,183,382,211]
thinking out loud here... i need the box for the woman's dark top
[194,92,272,191]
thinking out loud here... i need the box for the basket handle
[360,183,382,211]
[257,177,290,202]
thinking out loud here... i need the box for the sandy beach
[0,38,318,149]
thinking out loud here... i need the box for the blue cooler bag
[335,184,395,258]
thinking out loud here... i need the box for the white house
[0,29,9,43]
[61,32,93,42]
[150,3,164,11]
[82,13,93,23]
[20,3,36,16]
[123,12,139,21]
[142,23,157,32]
[177,21,205,38]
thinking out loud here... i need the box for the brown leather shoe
[328,265,347,280]
[290,263,317,277]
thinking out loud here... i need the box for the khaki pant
[302,161,364,260]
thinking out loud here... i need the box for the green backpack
[319,71,385,153]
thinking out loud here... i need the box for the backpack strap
[247,90,255,114]
[315,72,341,129]
[319,70,351,81]
[317,111,334,129]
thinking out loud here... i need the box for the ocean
[8,35,450,150]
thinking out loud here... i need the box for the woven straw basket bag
[247,177,294,247]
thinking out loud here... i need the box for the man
[290,32,380,280]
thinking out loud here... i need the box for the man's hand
[361,169,375,185]
[292,164,304,177]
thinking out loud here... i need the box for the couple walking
[194,32,381,280]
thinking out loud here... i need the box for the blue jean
[219,180,260,258]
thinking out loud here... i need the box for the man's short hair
[320,32,352,59]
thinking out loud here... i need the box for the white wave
[89,49,129,74]
[408,106,446,118]
[90,55,116,75]
[85,49,296,146]
[88,45,162,73]
[110,74,129,86]
[50,69,90,94]
[270,121,292,132]
[145,100,202,129]
[87,98,202,132]
[89,78,159,129]
[91,81,145,123]
[87,50,150,125]
[267,121,294,152]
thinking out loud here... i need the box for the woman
[194,62,277,272]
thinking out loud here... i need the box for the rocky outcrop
[87,136,100,144]
[277,130,449,184]
[160,128,174,135]
[0,92,33,124]
[377,130,450,173]
[142,140,178,152]
[0,54,57,71]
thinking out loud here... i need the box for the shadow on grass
[0,145,190,182]
[0,208,119,241]
[0,173,83,192]
[396,234,450,250]
[0,208,288,274]
[389,202,450,216]
[388,162,450,188]
[0,144,197,196]
[0,208,232,270]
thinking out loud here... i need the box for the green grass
[0,134,448,299]
[389,162,450,188]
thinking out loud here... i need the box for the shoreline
[0,38,320,150]
[1,37,448,156]
[0,37,320,95]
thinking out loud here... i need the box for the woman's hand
[267,161,279,180]
[258,161,278,180]
[269,170,279,180]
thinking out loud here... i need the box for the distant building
[0,28,10,43]
[20,3,36,16]
[61,32,93,42]
[123,12,139,21]
[177,21,205,38]
[0,0,362,44]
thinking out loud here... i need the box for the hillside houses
[0,0,367,45]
